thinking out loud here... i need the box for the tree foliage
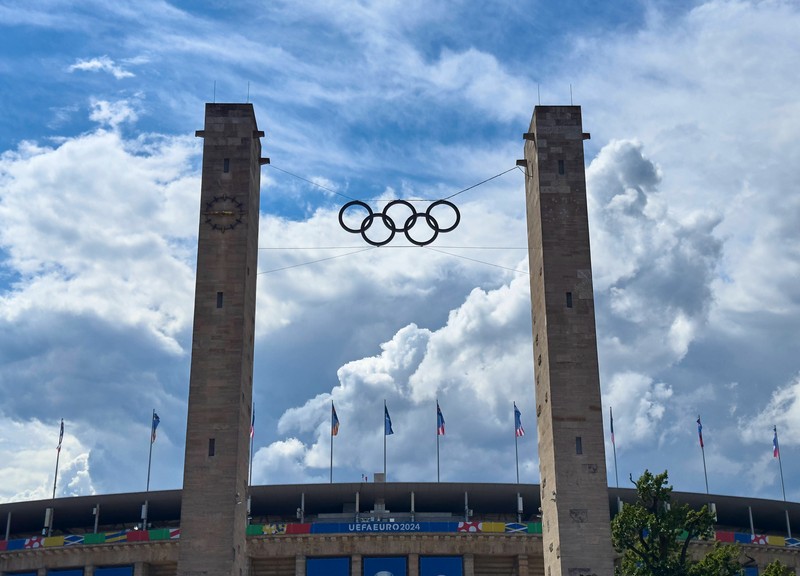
[612,470,741,576]
[762,560,796,576]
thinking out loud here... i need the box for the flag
[696,416,704,448]
[610,407,615,446]
[331,403,340,436]
[250,406,255,439]
[773,426,780,458]
[437,402,445,436]
[384,405,394,436]
[151,412,161,444]
[57,419,64,453]
[514,403,525,437]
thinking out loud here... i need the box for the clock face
[203,194,245,232]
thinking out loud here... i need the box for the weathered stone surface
[523,106,614,576]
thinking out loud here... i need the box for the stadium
[2,482,800,575]
[1,103,797,576]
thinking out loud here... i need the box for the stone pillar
[463,554,475,576]
[295,554,306,576]
[84,566,95,576]
[408,553,419,576]
[178,103,264,576]
[517,554,529,576]
[134,561,150,576]
[523,105,613,576]
[351,554,362,576]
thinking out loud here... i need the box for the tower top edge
[203,103,260,130]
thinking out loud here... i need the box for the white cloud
[254,271,537,485]
[68,56,135,79]
[603,372,672,447]
[586,139,722,373]
[0,125,199,351]
[89,98,139,129]
[0,416,95,503]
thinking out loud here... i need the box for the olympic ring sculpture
[338,199,461,246]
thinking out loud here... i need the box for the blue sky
[2,0,800,510]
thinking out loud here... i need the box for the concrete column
[84,566,95,576]
[133,561,150,576]
[408,553,419,576]
[351,554,362,576]
[37,569,46,576]
[295,554,306,576]
[463,554,475,576]
[517,554,529,576]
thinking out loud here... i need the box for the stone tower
[178,104,265,576]
[523,106,613,576]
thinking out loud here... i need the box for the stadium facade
[1,104,798,576]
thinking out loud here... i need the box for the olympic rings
[338,199,461,246]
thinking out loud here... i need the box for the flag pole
[697,415,709,495]
[146,409,156,493]
[436,399,440,483]
[514,420,520,485]
[383,400,387,480]
[775,425,791,538]
[144,409,159,531]
[249,403,255,487]
[611,407,619,488]
[330,401,335,484]
[52,419,64,500]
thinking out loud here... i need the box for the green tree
[612,470,741,576]
[762,560,796,576]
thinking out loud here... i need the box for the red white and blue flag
[437,402,445,436]
[250,405,255,439]
[773,426,780,458]
[514,403,525,437]
[697,416,704,448]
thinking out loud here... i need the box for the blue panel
[47,570,83,576]
[420,556,463,576]
[95,568,134,576]
[6,539,26,550]
[742,568,758,576]
[307,557,350,576]
[10,572,37,576]
[364,556,407,576]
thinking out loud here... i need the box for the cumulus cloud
[0,416,94,503]
[0,125,199,350]
[603,372,672,448]
[253,272,537,485]
[89,98,140,129]
[68,56,135,79]
[587,139,722,373]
